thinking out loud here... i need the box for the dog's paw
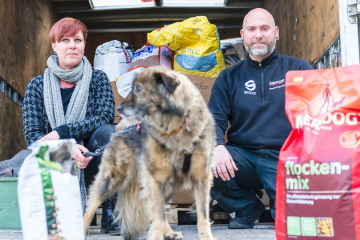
[164,231,183,240]
[199,233,214,240]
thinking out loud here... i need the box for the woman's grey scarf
[44,55,92,215]
[44,55,92,129]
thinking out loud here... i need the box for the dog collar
[158,116,190,136]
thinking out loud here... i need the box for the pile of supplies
[94,16,227,101]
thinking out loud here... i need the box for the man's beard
[244,39,276,58]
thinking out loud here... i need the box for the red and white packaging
[276,64,360,240]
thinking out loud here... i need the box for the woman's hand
[73,144,93,169]
[212,145,238,181]
[38,131,60,141]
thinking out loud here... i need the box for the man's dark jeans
[211,145,278,219]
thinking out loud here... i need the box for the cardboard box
[110,74,216,124]
[110,81,125,124]
[168,75,216,204]
[186,73,231,142]
[0,177,21,229]
[185,74,216,104]
[111,74,217,204]
[169,189,194,205]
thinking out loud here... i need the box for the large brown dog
[83,66,216,240]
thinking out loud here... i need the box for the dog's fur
[83,66,216,240]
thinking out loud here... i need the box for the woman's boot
[101,195,121,235]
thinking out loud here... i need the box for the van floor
[0,224,276,240]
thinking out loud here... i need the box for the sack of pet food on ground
[129,43,173,71]
[147,16,225,77]
[276,65,360,240]
[18,139,84,240]
[94,40,134,81]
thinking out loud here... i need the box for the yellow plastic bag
[148,16,225,77]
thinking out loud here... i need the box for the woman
[22,17,120,235]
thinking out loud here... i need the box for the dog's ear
[154,71,180,93]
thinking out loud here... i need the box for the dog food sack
[129,43,173,71]
[94,40,134,81]
[276,64,360,240]
[147,16,225,77]
[18,139,84,240]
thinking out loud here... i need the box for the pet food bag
[276,64,360,240]
[18,139,84,240]
[94,40,134,81]
[147,16,225,77]
[129,43,173,71]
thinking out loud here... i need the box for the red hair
[49,17,88,43]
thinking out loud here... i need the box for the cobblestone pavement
[0,224,275,240]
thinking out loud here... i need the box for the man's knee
[211,177,227,200]
[210,176,238,201]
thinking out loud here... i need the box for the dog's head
[118,66,192,121]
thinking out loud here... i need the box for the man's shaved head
[240,8,279,62]
[243,8,276,29]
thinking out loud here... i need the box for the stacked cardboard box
[110,82,125,124]
[110,74,216,124]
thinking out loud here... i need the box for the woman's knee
[94,124,115,138]
[87,124,115,151]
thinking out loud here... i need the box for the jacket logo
[269,79,285,90]
[245,80,256,91]
[244,80,256,95]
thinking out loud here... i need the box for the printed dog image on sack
[83,66,216,240]
[18,139,84,240]
[276,64,360,240]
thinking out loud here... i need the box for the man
[208,8,313,229]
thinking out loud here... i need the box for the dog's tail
[115,170,149,239]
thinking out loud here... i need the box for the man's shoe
[228,203,265,229]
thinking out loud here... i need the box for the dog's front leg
[192,174,214,240]
[83,150,125,235]
[83,197,102,235]
[146,178,183,240]
[83,168,117,235]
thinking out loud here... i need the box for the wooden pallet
[94,204,256,226]
[95,207,102,227]
[94,204,195,226]
[95,203,271,226]
[165,204,195,225]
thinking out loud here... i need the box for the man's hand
[73,144,93,169]
[213,145,238,181]
[38,130,60,141]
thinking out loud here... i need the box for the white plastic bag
[116,67,146,98]
[94,40,134,82]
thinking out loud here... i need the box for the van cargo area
[0,0,357,239]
